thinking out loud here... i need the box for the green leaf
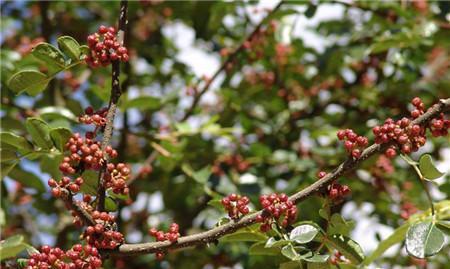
[436,220,450,236]
[182,164,211,184]
[107,189,130,201]
[50,127,72,152]
[38,106,78,122]
[281,244,301,261]
[0,149,18,162]
[31,43,66,74]
[0,235,27,261]
[79,170,98,195]
[57,36,81,61]
[207,199,223,210]
[307,262,330,269]
[304,4,317,18]
[192,166,212,184]
[406,219,446,258]
[220,231,267,242]
[419,154,444,180]
[17,258,28,267]
[290,223,320,244]
[300,252,329,263]
[25,117,53,149]
[249,242,280,256]
[362,223,409,265]
[265,237,291,248]
[1,160,19,179]
[0,132,33,152]
[328,214,354,236]
[79,45,89,56]
[8,166,46,192]
[325,235,365,264]
[105,197,118,212]
[280,261,302,269]
[318,208,329,220]
[124,96,162,111]
[7,70,50,95]
[40,154,63,179]
[0,208,5,226]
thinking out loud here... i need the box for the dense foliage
[1,1,449,268]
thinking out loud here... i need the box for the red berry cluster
[327,182,351,202]
[79,107,108,127]
[48,176,83,196]
[336,129,369,159]
[61,133,103,173]
[221,194,250,220]
[104,163,130,195]
[256,193,297,232]
[86,25,129,68]
[430,113,449,137]
[25,244,101,269]
[243,21,277,62]
[373,97,449,158]
[148,223,180,260]
[84,211,124,249]
[211,154,251,176]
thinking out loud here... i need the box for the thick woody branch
[97,0,128,211]
[181,1,283,121]
[106,98,449,256]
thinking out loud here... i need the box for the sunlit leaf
[290,223,320,244]
[8,166,46,192]
[281,244,300,261]
[419,154,444,180]
[220,231,267,242]
[7,70,49,96]
[57,36,81,61]
[39,106,78,122]
[325,235,365,264]
[406,219,445,258]
[31,42,66,74]
[0,235,27,261]
[105,197,118,212]
[25,117,53,149]
[0,132,34,152]
[249,242,279,256]
[50,127,72,152]
[124,96,161,111]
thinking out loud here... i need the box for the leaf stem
[400,154,435,216]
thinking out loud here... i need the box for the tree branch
[180,1,284,121]
[60,189,96,226]
[97,0,128,211]
[105,98,450,256]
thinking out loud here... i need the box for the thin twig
[126,151,158,186]
[102,98,449,256]
[180,1,284,121]
[96,0,129,211]
[60,189,95,226]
